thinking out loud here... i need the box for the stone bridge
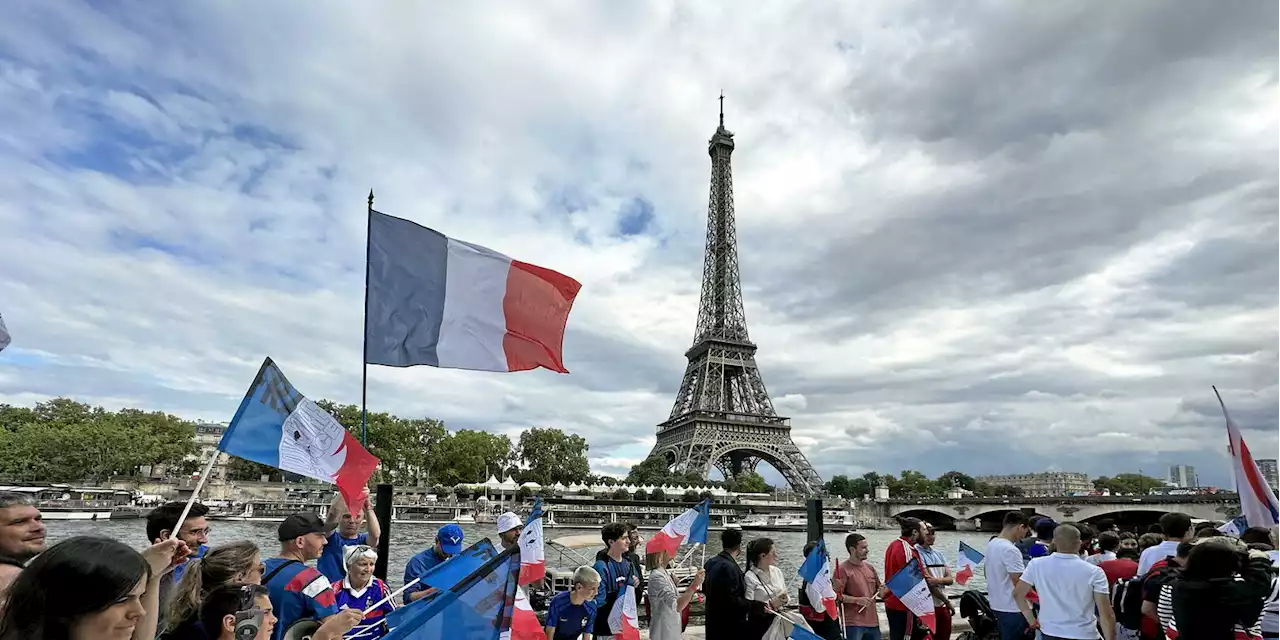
[878,495,1241,530]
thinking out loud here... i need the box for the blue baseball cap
[437,524,464,555]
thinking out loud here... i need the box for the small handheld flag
[607,585,640,640]
[885,558,936,634]
[509,587,542,640]
[219,358,380,512]
[646,499,711,557]
[1215,387,1279,528]
[518,499,545,586]
[797,539,838,620]
[954,541,984,586]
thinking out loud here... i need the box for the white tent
[484,475,501,491]
[499,476,518,491]
[520,481,542,490]
[552,482,566,491]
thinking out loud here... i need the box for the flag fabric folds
[797,539,838,620]
[219,358,379,511]
[607,584,640,640]
[646,499,711,557]
[885,558,937,634]
[789,623,826,640]
[364,210,581,373]
[518,499,545,586]
[1218,514,1250,538]
[509,587,542,640]
[0,313,9,352]
[953,541,984,586]
[383,545,520,640]
[383,540,498,629]
[1215,388,1280,528]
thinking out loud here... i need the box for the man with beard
[0,492,44,599]
[884,517,927,640]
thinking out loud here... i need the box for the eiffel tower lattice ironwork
[647,98,823,494]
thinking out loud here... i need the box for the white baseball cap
[496,512,523,534]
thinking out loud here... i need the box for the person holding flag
[916,523,956,640]
[797,540,842,640]
[833,533,886,640]
[883,517,928,640]
[884,557,936,640]
[644,537,706,640]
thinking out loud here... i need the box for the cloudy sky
[0,1,1276,489]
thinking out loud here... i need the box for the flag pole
[168,449,221,540]
[361,189,373,446]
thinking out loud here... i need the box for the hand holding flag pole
[166,450,221,541]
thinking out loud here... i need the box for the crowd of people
[0,487,1275,640]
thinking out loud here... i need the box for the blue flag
[383,545,520,640]
[789,624,825,640]
[383,539,499,629]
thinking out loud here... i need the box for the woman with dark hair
[743,538,787,640]
[1158,537,1273,639]
[0,535,184,640]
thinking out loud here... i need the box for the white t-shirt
[1136,540,1180,575]
[1021,553,1110,640]
[1085,550,1115,566]
[984,537,1026,612]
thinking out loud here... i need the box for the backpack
[1112,575,1147,630]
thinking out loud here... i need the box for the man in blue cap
[403,523,465,602]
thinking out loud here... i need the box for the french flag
[219,358,380,512]
[1215,387,1279,528]
[886,558,936,636]
[645,500,711,557]
[518,499,545,586]
[509,587,543,640]
[365,210,581,373]
[797,539,838,620]
[607,585,640,640]
[953,541,984,586]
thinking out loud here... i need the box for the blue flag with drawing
[382,544,519,640]
[383,539,499,628]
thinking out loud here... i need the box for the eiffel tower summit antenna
[646,97,823,494]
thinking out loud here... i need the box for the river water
[50,519,992,597]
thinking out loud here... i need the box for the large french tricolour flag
[797,539,838,620]
[607,585,640,640]
[1215,387,1279,528]
[518,499,545,586]
[219,358,380,512]
[953,541,984,586]
[365,210,581,373]
[886,558,936,635]
[509,587,543,640]
[646,499,711,557]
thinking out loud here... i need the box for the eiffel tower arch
[647,97,824,494]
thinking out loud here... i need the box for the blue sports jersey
[545,590,597,640]
[402,547,449,599]
[333,577,396,639]
[318,531,369,582]
[263,557,340,640]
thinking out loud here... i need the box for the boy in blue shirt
[317,491,382,582]
[591,523,635,638]
[545,566,601,640]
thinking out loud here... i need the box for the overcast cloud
[0,1,1275,488]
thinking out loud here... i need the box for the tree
[936,471,978,493]
[650,488,667,502]
[517,428,590,486]
[825,475,854,498]
[612,488,630,500]
[317,401,446,485]
[700,490,715,502]
[454,486,472,500]
[516,486,533,500]
[725,471,770,494]
[632,488,648,501]
[433,430,514,486]
[682,490,700,502]
[1093,473,1163,495]
[227,458,279,482]
[625,455,708,487]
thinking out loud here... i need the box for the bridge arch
[893,508,960,530]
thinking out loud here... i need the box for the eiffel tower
[647,97,824,494]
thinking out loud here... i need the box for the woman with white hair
[331,545,397,639]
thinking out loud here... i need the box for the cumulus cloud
[0,1,1274,488]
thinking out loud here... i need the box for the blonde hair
[164,541,260,633]
[645,550,669,571]
[571,565,600,588]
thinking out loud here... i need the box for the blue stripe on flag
[689,500,711,545]
[365,210,450,368]
[384,539,499,628]
[797,538,827,584]
[217,358,305,467]
[384,545,519,640]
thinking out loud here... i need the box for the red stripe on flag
[502,261,581,373]
[333,432,380,513]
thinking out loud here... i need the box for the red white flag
[607,585,640,640]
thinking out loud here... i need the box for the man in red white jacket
[883,517,928,640]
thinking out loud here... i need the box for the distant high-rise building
[1258,459,1279,491]
[1168,464,1198,488]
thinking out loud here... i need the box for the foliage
[454,486,472,500]
[227,458,280,482]
[632,489,648,501]
[317,401,448,485]
[517,428,590,486]
[1093,473,1164,495]
[611,488,629,500]
[516,486,533,500]
[0,399,198,482]
[723,471,771,494]
[682,490,700,502]
[625,455,707,487]
[577,489,592,497]
[434,429,514,486]
[650,488,667,501]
